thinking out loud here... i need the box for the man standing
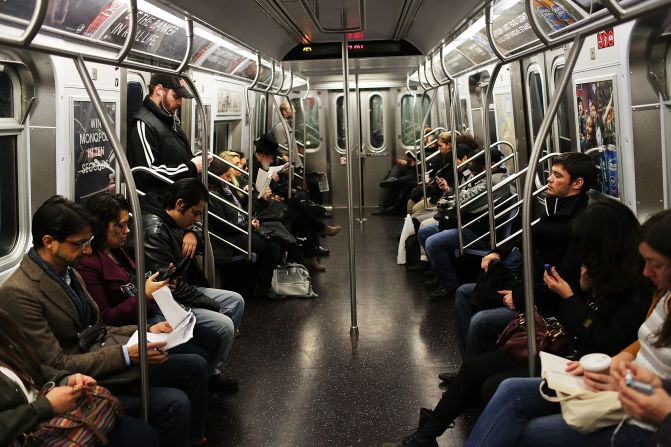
[127,73,211,195]
[272,101,303,168]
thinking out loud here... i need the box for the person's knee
[149,387,190,429]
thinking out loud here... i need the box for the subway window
[256,95,267,139]
[553,64,572,152]
[527,65,545,144]
[401,94,431,147]
[335,95,346,152]
[369,93,385,151]
[0,65,21,261]
[0,135,18,257]
[291,96,321,152]
[0,71,13,118]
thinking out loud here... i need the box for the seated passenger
[135,178,244,385]
[382,199,651,447]
[450,152,594,370]
[252,133,340,271]
[76,193,232,387]
[464,208,671,447]
[208,154,283,299]
[407,132,479,215]
[0,195,208,447]
[372,127,434,216]
[418,148,509,300]
[0,309,159,447]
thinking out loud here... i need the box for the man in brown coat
[0,195,207,446]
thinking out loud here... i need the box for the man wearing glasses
[0,195,210,447]
[136,178,245,391]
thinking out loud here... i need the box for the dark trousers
[117,387,190,447]
[232,232,282,287]
[432,349,525,430]
[108,416,160,447]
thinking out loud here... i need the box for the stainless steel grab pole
[74,56,150,421]
[520,35,584,376]
[341,21,358,334]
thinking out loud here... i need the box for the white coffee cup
[580,353,611,373]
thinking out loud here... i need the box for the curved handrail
[211,153,248,176]
[116,0,138,63]
[175,19,193,74]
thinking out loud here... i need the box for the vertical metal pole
[73,56,150,422]
[450,82,465,255]
[301,78,310,190]
[341,21,358,334]
[244,87,254,258]
[182,75,215,282]
[521,36,584,376]
[420,89,437,210]
[482,64,503,249]
[355,72,366,222]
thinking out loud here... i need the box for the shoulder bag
[15,384,123,447]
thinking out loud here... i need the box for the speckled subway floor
[206,208,476,447]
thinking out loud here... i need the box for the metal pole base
[355,217,368,223]
[350,326,359,335]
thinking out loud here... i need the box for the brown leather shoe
[323,225,342,236]
[304,257,326,271]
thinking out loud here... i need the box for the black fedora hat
[254,133,279,156]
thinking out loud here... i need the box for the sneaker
[208,373,239,393]
[429,286,456,301]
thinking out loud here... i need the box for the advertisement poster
[193,104,211,152]
[217,90,242,115]
[575,78,619,197]
[73,100,117,201]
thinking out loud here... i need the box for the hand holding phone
[156,257,190,281]
[625,369,655,395]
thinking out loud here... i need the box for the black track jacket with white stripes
[127,97,197,195]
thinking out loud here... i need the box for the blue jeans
[465,377,624,447]
[455,283,516,359]
[417,223,476,289]
[193,287,244,372]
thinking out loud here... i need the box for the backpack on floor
[271,263,318,298]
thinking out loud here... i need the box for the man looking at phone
[0,195,208,447]
[136,178,244,391]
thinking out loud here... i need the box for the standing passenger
[127,73,212,196]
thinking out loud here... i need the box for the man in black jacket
[138,178,244,389]
[448,152,596,373]
[127,73,211,196]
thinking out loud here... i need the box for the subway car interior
[1,0,671,446]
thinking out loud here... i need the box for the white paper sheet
[126,286,196,350]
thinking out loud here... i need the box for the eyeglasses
[63,235,95,250]
[113,219,132,234]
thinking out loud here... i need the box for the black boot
[381,408,446,447]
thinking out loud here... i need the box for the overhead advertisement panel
[491,0,585,54]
